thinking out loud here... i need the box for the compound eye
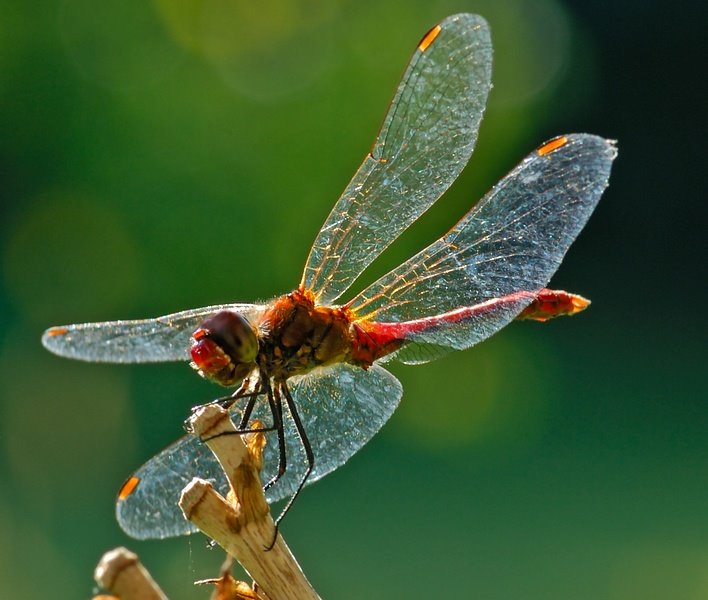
[193,311,258,365]
[227,312,259,363]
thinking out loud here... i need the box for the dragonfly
[42,13,616,540]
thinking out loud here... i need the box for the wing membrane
[42,304,265,363]
[116,363,402,539]
[301,14,492,304]
[349,134,617,363]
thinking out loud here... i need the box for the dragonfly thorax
[190,311,259,386]
[256,289,355,382]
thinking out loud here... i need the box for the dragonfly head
[189,311,259,386]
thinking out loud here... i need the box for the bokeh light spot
[609,543,708,599]
[153,0,339,100]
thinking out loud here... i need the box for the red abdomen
[350,288,590,366]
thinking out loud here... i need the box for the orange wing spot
[46,327,69,337]
[537,136,569,156]
[418,24,442,52]
[117,476,140,500]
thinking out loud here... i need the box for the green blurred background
[1,0,705,598]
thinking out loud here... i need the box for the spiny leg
[187,377,261,427]
[202,376,276,441]
[234,377,280,437]
[281,382,315,507]
[265,381,314,550]
[217,374,262,412]
[217,389,261,412]
[237,377,265,429]
[262,384,287,493]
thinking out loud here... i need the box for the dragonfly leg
[237,383,263,429]
[262,385,287,493]
[264,381,314,550]
[218,374,263,411]
[215,390,261,411]
[185,379,264,433]
[232,377,277,436]
[187,377,259,420]
[202,377,277,440]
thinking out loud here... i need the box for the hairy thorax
[256,290,355,381]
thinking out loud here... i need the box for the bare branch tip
[94,547,167,600]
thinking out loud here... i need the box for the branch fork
[93,404,320,600]
[179,404,320,600]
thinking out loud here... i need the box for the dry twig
[93,547,167,600]
[180,404,320,600]
[92,405,319,599]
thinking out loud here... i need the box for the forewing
[349,134,617,363]
[301,14,492,304]
[42,304,265,363]
[116,363,402,539]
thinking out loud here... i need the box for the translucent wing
[260,362,402,501]
[348,134,617,364]
[116,435,213,539]
[301,13,492,304]
[116,362,402,539]
[42,304,266,363]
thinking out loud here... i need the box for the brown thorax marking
[256,289,354,381]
